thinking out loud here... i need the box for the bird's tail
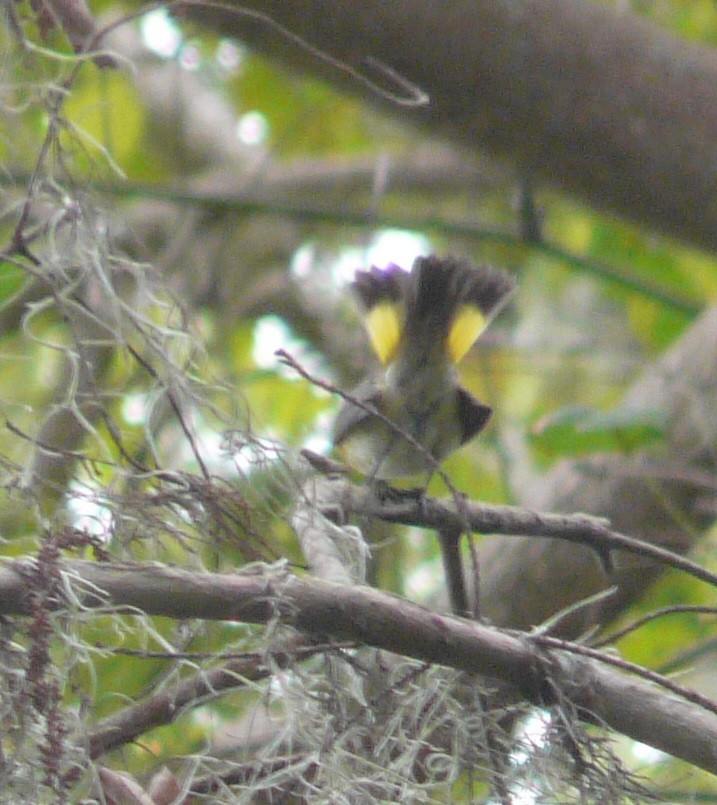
[351,255,516,366]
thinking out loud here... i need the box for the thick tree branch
[179,0,717,252]
[2,558,717,774]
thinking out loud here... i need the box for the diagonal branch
[2,558,717,775]
[86,638,326,759]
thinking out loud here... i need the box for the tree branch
[2,558,717,775]
[87,638,323,758]
[330,483,717,590]
[179,0,717,252]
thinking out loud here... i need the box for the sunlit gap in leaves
[66,481,114,543]
[293,229,431,286]
[502,710,666,801]
[140,7,245,78]
[503,710,551,805]
[365,229,431,272]
[404,559,442,601]
[251,315,333,457]
[252,315,316,378]
[216,39,244,72]
[121,393,260,478]
[140,8,182,59]
[178,43,202,72]
[631,740,668,766]
[236,111,269,146]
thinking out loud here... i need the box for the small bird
[332,254,516,482]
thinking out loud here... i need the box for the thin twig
[591,604,717,649]
[48,179,699,315]
[530,633,717,720]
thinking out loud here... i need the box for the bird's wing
[332,377,383,445]
[455,386,492,444]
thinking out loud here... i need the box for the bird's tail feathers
[350,256,516,366]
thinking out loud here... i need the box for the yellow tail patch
[365,302,404,365]
[448,304,487,363]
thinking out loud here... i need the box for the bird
[332,254,516,483]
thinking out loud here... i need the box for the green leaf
[0,261,27,310]
[63,70,145,168]
[530,404,667,462]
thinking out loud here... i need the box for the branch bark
[326,482,717,591]
[87,638,316,758]
[178,0,717,252]
[2,558,717,775]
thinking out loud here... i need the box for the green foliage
[614,563,717,670]
[0,261,26,304]
[63,69,145,169]
[232,55,375,156]
[529,404,667,463]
